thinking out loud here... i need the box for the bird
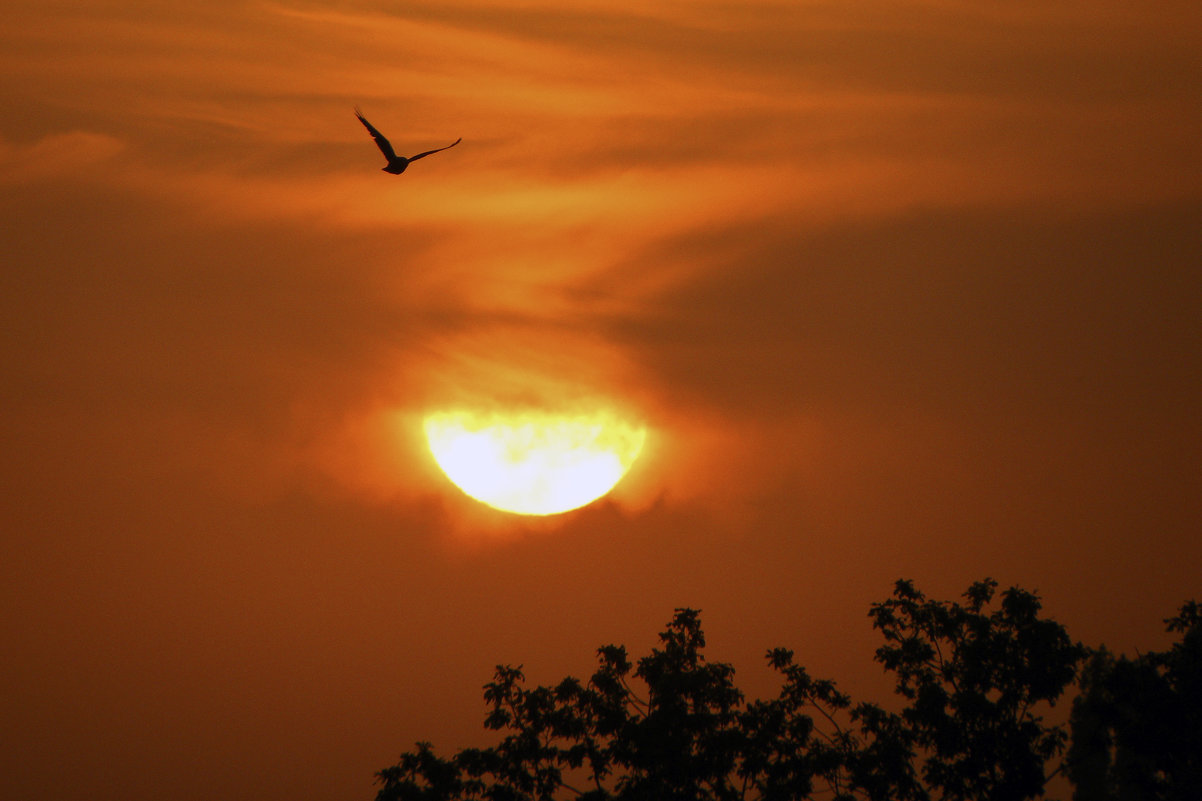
[354,107,461,175]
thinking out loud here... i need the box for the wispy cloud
[4,0,1197,514]
[0,131,125,183]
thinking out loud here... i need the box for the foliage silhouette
[376,580,1196,801]
[1066,601,1202,800]
[857,579,1084,801]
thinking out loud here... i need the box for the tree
[373,580,1088,801]
[1066,601,1202,800]
[855,579,1084,801]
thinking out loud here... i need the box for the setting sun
[423,409,646,515]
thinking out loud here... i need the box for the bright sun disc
[423,410,646,515]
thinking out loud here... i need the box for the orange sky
[2,1,1201,799]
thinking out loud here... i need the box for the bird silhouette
[354,107,461,175]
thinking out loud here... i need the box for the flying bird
[354,107,461,175]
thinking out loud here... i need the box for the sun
[423,409,646,515]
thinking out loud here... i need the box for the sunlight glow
[424,409,646,515]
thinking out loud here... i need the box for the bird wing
[407,137,462,162]
[354,107,398,162]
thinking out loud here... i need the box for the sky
[2,0,1200,799]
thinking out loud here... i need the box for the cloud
[1,0,1198,540]
[7,0,1196,528]
[0,131,124,183]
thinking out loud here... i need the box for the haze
[2,1,1200,800]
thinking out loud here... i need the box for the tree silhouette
[1067,601,1202,800]
[375,580,1195,801]
[854,579,1084,801]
